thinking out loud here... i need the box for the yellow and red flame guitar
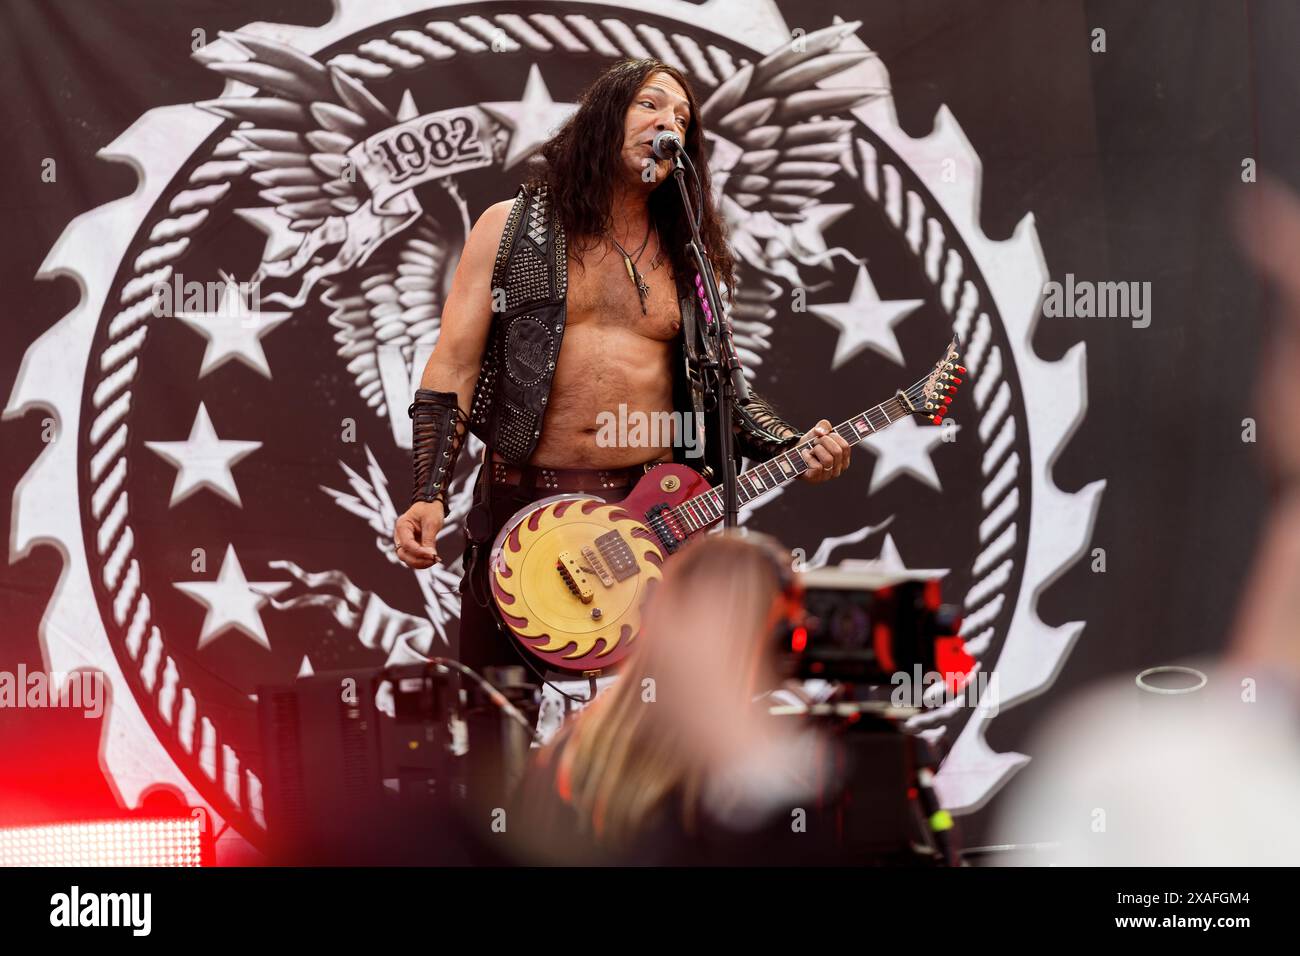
[489,340,964,674]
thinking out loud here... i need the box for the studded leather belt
[488,458,667,492]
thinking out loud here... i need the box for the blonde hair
[545,530,794,847]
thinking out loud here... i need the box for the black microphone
[651,130,683,159]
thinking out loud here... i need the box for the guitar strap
[673,269,804,477]
[673,269,711,471]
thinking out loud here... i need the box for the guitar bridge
[555,551,594,603]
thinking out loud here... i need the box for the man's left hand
[797,419,851,482]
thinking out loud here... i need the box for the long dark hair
[525,58,737,300]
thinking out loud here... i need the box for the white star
[145,403,261,507]
[787,203,854,260]
[234,207,303,264]
[175,278,291,378]
[871,533,949,578]
[861,416,957,493]
[837,532,950,581]
[809,264,925,368]
[395,88,420,122]
[174,545,290,651]
[480,64,576,171]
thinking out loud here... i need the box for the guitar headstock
[915,337,965,425]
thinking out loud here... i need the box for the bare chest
[564,243,682,341]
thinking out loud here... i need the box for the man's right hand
[394,501,445,569]
[391,200,510,572]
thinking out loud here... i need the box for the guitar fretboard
[669,386,921,534]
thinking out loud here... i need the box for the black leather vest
[468,181,797,476]
[466,182,569,461]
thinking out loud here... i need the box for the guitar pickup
[556,551,594,603]
[581,546,616,587]
[594,530,639,582]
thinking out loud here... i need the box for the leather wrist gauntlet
[734,389,802,460]
[408,388,469,509]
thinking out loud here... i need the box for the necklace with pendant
[608,220,656,315]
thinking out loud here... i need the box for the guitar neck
[670,386,921,535]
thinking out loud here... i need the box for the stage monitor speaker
[257,668,384,863]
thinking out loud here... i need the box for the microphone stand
[665,145,749,529]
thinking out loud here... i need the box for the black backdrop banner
[0,0,1293,862]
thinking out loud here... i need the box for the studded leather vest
[466,183,567,461]
[468,182,801,474]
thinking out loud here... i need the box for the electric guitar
[489,339,965,674]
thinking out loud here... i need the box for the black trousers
[456,465,533,676]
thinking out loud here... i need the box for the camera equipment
[774,566,968,685]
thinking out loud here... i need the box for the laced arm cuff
[408,389,469,509]
[733,388,802,461]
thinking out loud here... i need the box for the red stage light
[0,817,206,867]
[791,626,808,653]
